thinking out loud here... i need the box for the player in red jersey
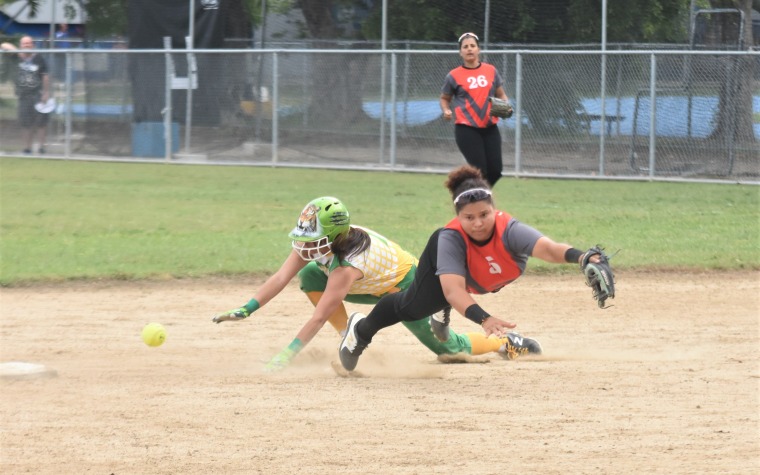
[339,165,606,371]
[440,32,511,187]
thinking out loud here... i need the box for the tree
[83,0,128,39]
[0,0,84,34]
[0,0,41,19]
[296,0,373,123]
[360,0,694,45]
[703,0,756,146]
[2,1,254,42]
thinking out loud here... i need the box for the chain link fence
[1,48,758,182]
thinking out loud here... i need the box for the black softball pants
[355,229,450,344]
[454,124,503,187]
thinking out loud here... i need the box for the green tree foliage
[362,0,479,43]
[361,0,695,44]
[83,0,127,38]
[700,0,756,144]
[0,0,40,18]
[1,0,86,28]
[566,0,691,43]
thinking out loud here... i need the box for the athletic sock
[305,291,348,334]
[465,332,505,355]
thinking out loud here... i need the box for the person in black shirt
[2,36,51,154]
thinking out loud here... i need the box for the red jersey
[441,62,503,128]
[444,211,523,294]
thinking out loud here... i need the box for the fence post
[599,51,607,176]
[184,35,195,153]
[64,51,72,158]
[390,53,397,168]
[614,47,623,136]
[648,53,657,179]
[272,52,279,164]
[401,42,410,137]
[163,37,173,162]
[302,54,308,127]
[514,53,523,175]
[379,52,387,165]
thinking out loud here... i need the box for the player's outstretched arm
[531,236,573,264]
[212,250,307,323]
[264,266,361,372]
[531,237,615,308]
[439,273,516,337]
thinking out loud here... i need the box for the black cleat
[499,332,543,360]
[429,307,451,342]
[339,312,370,371]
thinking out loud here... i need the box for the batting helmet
[289,196,350,261]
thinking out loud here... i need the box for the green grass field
[0,157,757,285]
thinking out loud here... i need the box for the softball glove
[489,97,513,119]
[580,246,615,308]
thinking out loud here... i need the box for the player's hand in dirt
[212,307,250,323]
[481,315,516,337]
[264,348,296,372]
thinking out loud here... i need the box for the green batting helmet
[289,197,350,260]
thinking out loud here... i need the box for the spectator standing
[55,23,73,48]
[1,36,50,154]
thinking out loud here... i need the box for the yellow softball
[141,323,166,347]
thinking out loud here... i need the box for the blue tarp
[363,96,760,139]
[55,103,132,117]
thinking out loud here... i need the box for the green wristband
[244,298,260,314]
[287,338,304,354]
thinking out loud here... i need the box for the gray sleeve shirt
[436,218,543,286]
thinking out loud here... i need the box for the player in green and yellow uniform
[213,196,520,371]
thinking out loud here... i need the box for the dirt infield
[1,271,758,474]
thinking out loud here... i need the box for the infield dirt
[1,271,758,474]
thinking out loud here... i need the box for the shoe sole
[338,312,366,371]
[429,314,450,342]
[330,360,366,378]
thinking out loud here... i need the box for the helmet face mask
[289,197,350,262]
[291,236,332,261]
